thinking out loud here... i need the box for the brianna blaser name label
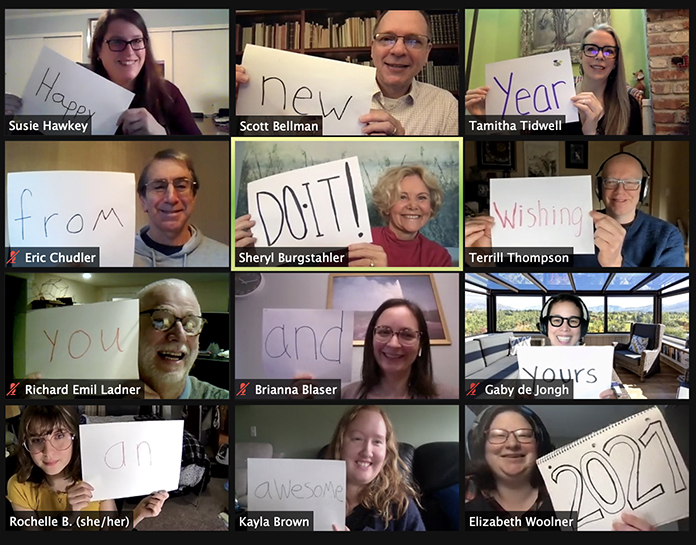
[241,511,314,531]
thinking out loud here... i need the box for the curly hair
[325,405,420,526]
[372,165,444,222]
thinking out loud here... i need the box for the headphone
[538,293,590,338]
[595,151,651,204]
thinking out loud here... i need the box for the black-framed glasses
[582,43,619,60]
[105,37,147,52]
[373,325,421,345]
[24,430,75,454]
[373,33,430,50]
[145,178,196,195]
[548,316,582,328]
[140,309,206,336]
[485,428,535,444]
[601,178,642,191]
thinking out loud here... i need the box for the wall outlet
[251,426,257,437]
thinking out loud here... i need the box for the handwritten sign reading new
[248,458,346,531]
[485,50,578,123]
[490,176,594,253]
[262,308,353,381]
[247,157,372,248]
[80,420,184,501]
[236,44,376,135]
[20,47,135,135]
[7,171,136,267]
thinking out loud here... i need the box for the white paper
[80,420,184,501]
[236,44,376,135]
[248,458,346,531]
[24,299,139,380]
[517,345,613,399]
[7,171,136,267]
[677,386,689,399]
[247,157,372,248]
[20,46,135,135]
[262,309,353,380]
[485,50,578,123]
[490,176,594,253]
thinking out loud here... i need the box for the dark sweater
[346,499,425,531]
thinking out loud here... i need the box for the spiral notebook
[537,406,689,531]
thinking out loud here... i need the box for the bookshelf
[660,341,689,373]
[235,10,460,94]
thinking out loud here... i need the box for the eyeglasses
[140,309,206,336]
[582,43,619,60]
[145,178,196,195]
[373,325,421,345]
[548,316,583,328]
[602,178,641,191]
[105,37,147,52]
[24,430,75,454]
[486,428,535,444]
[373,33,430,50]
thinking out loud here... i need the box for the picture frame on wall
[477,141,516,170]
[523,141,559,177]
[87,18,99,50]
[565,141,588,169]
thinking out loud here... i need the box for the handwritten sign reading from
[236,44,376,135]
[517,346,613,399]
[24,299,139,380]
[248,458,346,531]
[247,157,372,248]
[485,49,578,123]
[262,309,353,381]
[490,176,594,253]
[80,420,184,501]
[20,47,135,135]
[7,171,136,267]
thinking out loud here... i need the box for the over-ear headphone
[595,151,651,203]
[538,293,589,338]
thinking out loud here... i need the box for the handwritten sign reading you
[236,44,376,135]
[490,176,594,253]
[248,458,346,531]
[20,46,135,135]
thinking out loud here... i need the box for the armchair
[613,323,665,381]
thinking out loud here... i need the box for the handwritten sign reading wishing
[262,309,353,381]
[20,46,135,135]
[247,157,372,248]
[248,458,346,531]
[485,49,579,123]
[7,171,136,267]
[236,44,376,135]
[490,176,594,253]
[80,420,184,501]
[517,346,613,399]
[24,299,139,380]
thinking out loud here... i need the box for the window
[496,296,543,332]
[465,292,487,336]
[661,293,689,340]
[577,296,604,333]
[607,297,653,332]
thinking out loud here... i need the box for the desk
[195,116,229,136]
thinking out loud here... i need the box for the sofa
[465,332,519,381]
[613,323,665,381]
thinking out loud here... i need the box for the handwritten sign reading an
[7,171,136,267]
[20,47,135,135]
[247,157,372,248]
[236,44,376,135]
[485,50,578,123]
[80,420,184,501]
[248,458,346,531]
[490,176,594,253]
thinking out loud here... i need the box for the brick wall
[646,9,689,135]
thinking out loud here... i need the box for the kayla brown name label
[240,512,313,531]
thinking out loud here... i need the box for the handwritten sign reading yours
[80,420,184,501]
[262,308,353,381]
[247,157,372,248]
[490,176,594,253]
[236,44,376,135]
[20,47,135,135]
[248,458,346,531]
[7,171,136,267]
[485,49,578,123]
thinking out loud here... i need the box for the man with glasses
[134,149,229,267]
[138,278,228,399]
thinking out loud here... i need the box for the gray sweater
[134,224,229,267]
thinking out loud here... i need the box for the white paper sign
[248,458,346,531]
[80,420,184,501]
[7,171,136,267]
[247,157,372,248]
[19,47,135,135]
[485,50,578,123]
[262,309,353,380]
[24,299,139,380]
[237,44,376,135]
[517,345,613,399]
[490,176,594,253]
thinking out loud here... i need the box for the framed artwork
[523,141,559,177]
[477,141,516,170]
[565,141,588,169]
[520,9,611,63]
[327,273,451,345]
[87,18,99,50]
